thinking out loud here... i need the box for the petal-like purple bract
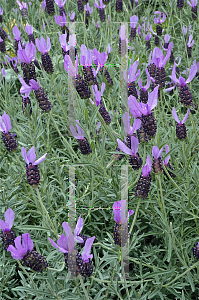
[164,34,170,43]
[169,65,179,84]
[70,124,81,139]
[13,25,21,41]
[34,153,47,165]
[4,208,15,231]
[147,85,159,111]
[7,244,26,259]
[186,64,197,84]
[27,146,36,164]
[8,234,33,260]
[62,222,73,237]
[0,116,6,132]
[36,37,45,54]
[113,201,122,224]
[131,136,139,156]
[21,147,29,164]
[117,139,132,155]
[25,42,36,61]
[2,112,11,133]
[25,24,33,35]
[74,216,83,236]
[130,15,138,28]
[152,146,161,159]
[163,144,170,165]
[48,237,60,250]
[68,234,75,254]
[82,236,95,263]
[172,107,181,123]
[22,233,34,252]
[29,79,40,90]
[128,95,144,116]
[182,109,190,124]
[57,234,69,252]
[130,119,141,134]
[46,36,51,52]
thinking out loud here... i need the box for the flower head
[16,1,28,10]
[154,11,166,24]
[81,236,95,263]
[142,155,152,177]
[152,146,163,159]
[130,15,138,29]
[54,13,67,27]
[70,120,84,139]
[85,3,93,14]
[91,83,105,107]
[112,200,134,224]
[21,146,47,165]
[123,60,140,83]
[7,233,33,259]
[117,136,139,156]
[35,36,51,54]
[169,64,197,86]
[13,25,21,41]
[172,107,190,124]
[0,112,12,134]
[122,113,141,135]
[25,24,33,35]
[152,47,171,68]
[17,41,36,64]
[0,208,15,233]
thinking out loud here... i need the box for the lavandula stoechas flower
[8,233,49,272]
[154,11,166,37]
[193,242,199,259]
[177,0,184,9]
[152,47,171,89]
[163,145,176,178]
[0,7,3,23]
[0,37,5,52]
[118,25,127,55]
[91,83,111,124]
[93,48,113,86]
[55,13,68,35]
[94,0,106,21]
[116,0,123,12]
[0,26,7,41]
[45,0,55,15]
[130,15,138,39]
[29,79,52,112]
[123,59,140,98]
[21,146,47,187]
[152,146,163,174]
[187,34,194,58]
[68,11,75,22]
[188,0,197,19]
[81,44,97,86]
[54,0,66,16]
[0,208,16,250]
[25,24,35,44]
[113,200,134,246]
[70,120,92,155]
[18,75,33,115]
[16,1,28,20]
[145,33,152,50]
[135,155,152,198]
[0,112,18,151]
[81,237,95,278]
[85,3,93,25]
[117,136,142,169]
[138,68,151,103]
[17,42,37,84]
[169,63,197,107]
[128,85,159,139]
[172,107,190,140]
[5,55,19,74]
[36,36,54,74]
[77,0,84,12]
[122,113,141,148]
[13,25,21,55]
[64,55,91,99]
[59,32,76,58]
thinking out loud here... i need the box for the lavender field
[0,0,199,299]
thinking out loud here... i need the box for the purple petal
[146,155,152,168]
[48,237,59,249]
[57,234,68,251]
[62,222,72,237]
[7,244,25,259]
[25,24,33,35]
[147,85,159,110]
[29,79,40,90]
[0,220,7,231]
[22,233,33,252]
[117,139,132,155]
[82,236,95,262]
[46,36,51,52]
[21,147,29,164]
[27,146,36,164]
[70,123,79,139]
[68,235,75,253]
[25,42,36,60]
[142,164,151,177]
[182,109,190,124]
[112,201,121,223]
[120,200,126,224]
[131,136,139,155]
[4,208,15,230]
[164,34,170,43]
[76,121,84,137]
[74,216,83,236]
[186,64,197,83]
[130,119,141,134]
[34,153,47,165]
[179,76,186,86]
[128,95,144,115]
[35,38,44,54]
[0,116,6,132]
[152,146,160,159]
[163,144,170,165]
[2,112,11,133]
[172,107,180,123]
[13,25,21,40]
[101,82,105,95]
[169,65,179,84]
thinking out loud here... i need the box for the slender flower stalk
[172,107,190,140]
[8,233,49,273]
[70,120,92,155]
[21,146,47,187]
[36,36,54,74]
[0,112,18,151]
[0,208,16,250]
[112,200,134,246]
[135,155,152,198]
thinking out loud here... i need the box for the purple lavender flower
[13,25,21,41]
[70,121,92,155]
[81,44,96,86]
[169,64,197,106]
[36,36,54,74]
[85,3,93,25]
[145,33,152,50]
[91,83,111,124]
[117,136,142,170]
[187,34,194,57]
[152,146,163,174]
[177,0,184,9]
[29,79,52,112]
[21,146,47,187]
[154,11,166,40]
[45,0,55,15]
[193,242,199,259]
[138,68,151,103]
[172,107,190,140]
[16,0,28,20]
[7,233,49,272]
[25,24,35,44]
[124,60,140,98]
[81,236,95,277]
[0,112,18,151]
[54,0,66,16]
[68,11,75,22]
[93,48,113,86]
[0,208,16,250]
[0,7,3,23]
[152,47,171,88]
[130,15,138,39]
[94,0,106,21]
[188,0,198,19]
[164,33,170,49]
[135,155,152,198]
[113,200,134,246]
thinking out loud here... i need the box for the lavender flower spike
[113,200,134,246]
[22,146,47,187]
[25,24,35,44]
[0,208,16,250]
[16,1,28,20]
[8,233,48,272]
[36,36,54,74]
[187,0,197,7]
[188,0,198,19]
[122,113,141,135]
[0,112,18,152]
[172,107,190,140]
[70,121,92,155]
[187,34,194,57]
[152,146,164,174]
[13,25,21,41]
[124,59,140,98]
[17,41,36,64]
[117,136,142,169]
[135,155,152,198]
[94,0,106,21]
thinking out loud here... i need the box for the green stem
[78,275,89,300]
[129,198,141,236]
[158,174,167,225]
[182,140,190,209]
